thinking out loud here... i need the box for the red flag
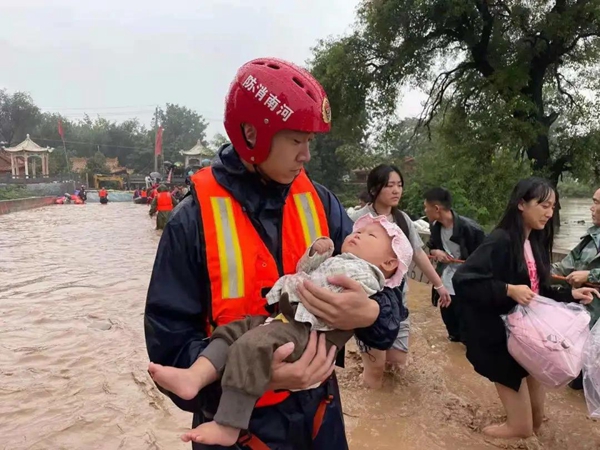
[154,126,163,156]
[167,168,173,184]
[58,120,64,140]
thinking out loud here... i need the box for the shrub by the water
[0,186,36,201]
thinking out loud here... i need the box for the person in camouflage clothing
[149,184,178,230]
[552,188,600,389]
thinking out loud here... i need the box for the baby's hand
[311,237,334,255]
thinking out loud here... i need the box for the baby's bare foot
[148,362,202,400]
[181,421,241,446]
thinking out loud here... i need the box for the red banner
[154,126,163,156]
[58,120,64,140]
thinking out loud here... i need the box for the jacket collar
[211,144,291,214]
[583,225,600,250]
[433,209,462,241]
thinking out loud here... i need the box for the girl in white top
[348,164,452,389]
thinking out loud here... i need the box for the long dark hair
[366,164,410,238]
[496,177,556,286]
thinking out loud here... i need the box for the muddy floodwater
[1,203,599,450]
[555,197,594,252]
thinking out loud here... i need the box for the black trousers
[441,295,464,340]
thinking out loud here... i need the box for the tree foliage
[209,132,230,152]
[310,0,600,184]
[83,151,111,177]
[154,104,209,163]
[401,107,533,226]
[0,90,213,176]
[0,90,40,146]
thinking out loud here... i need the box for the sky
[0,0,427,142]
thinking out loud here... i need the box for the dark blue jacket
[144,145,406,449]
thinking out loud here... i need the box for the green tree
[307,135,349,191]
[83,151,110,176]
[209,132,229,152]
[0,90,41,146]
[33,113,154,174]
[48,150,71,176]
[401,108,533,227]
[310,0,600,185]
[310,35,373,144]
[154,104,209,163]
[33,113,71,176]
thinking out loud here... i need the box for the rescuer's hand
[297,275,379,330]
[268,332,336,391]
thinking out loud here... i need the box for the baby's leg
[324,329,353,353]
[179,320,310,446]
[214,320,310,431]
[149,355,218,401]
[149,315,267,401]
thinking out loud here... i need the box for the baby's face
[342,223,396,271]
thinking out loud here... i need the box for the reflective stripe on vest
[294,192,323,247]
[209,196,244,299]
[191,167,330,407]
[156,192,174,212]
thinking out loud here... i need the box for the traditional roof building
[70,156,131,175]
[1,134,54,178]
[179,140,214,167]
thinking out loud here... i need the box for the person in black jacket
[424,187,485,342]
[144,58,405,450]
[452,177,598,440]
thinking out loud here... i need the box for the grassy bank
[0,186,38,201]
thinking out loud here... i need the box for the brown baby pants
[200,295,352,430]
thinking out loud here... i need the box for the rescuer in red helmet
[144,58,405,449]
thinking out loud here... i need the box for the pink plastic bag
[583,320,600,418]
[503,295,591,388]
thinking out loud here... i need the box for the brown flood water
[0,203,598,450]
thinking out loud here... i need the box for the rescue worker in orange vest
[148,184,158,205]
[149,184,177,230]
[99,188,108,204]
[144,58,405,450]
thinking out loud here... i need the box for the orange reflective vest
[156,192,174,212]
[141,190,148,198]
[192,167,330,408]
[99,189,107,198]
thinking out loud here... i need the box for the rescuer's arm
[148,197,158,216]
[144,196,214,413]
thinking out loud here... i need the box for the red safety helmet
[224,57,332,165]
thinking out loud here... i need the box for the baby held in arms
[148,214,413,446]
